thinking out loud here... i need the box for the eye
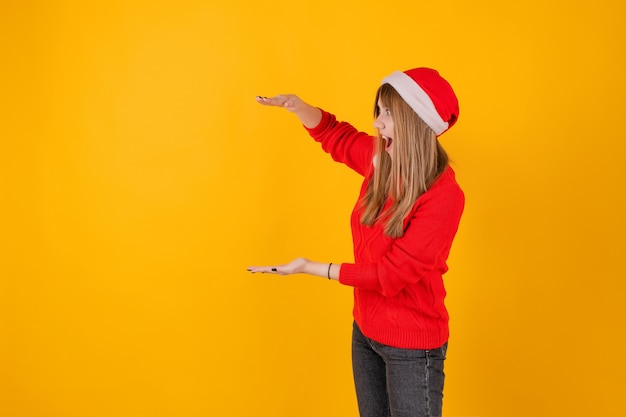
[385,109,392,116]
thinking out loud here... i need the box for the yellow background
[2,0,625,416]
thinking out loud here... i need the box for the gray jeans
[351,322,447,417]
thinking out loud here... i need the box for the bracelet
[327,263,332,280]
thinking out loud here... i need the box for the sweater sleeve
[305,109,374,177]
[339,171,465,297]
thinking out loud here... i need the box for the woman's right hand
[255,94,322,129]
[255,94,304,112]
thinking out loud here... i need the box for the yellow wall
[2,1,625,416]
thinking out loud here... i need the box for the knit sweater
[306,110,465,349]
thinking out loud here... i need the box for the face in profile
[374,98,395,156]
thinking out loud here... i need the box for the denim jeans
[351,322,447,417]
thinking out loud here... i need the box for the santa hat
[381,68,459,136]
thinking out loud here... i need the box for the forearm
[302,260,340,281]
[295,104,322,129]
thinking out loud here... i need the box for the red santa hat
[381,68,459,136]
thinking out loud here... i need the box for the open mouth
[382,135,393,151]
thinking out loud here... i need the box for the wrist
[328,262,340,281]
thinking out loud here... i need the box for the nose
[373,115,384,130]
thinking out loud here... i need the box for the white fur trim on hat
[381,71,448,135]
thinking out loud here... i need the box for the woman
[248,68,465,417]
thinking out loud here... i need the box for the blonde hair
[360,83,449,238]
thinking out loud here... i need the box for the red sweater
[306,110,465,349]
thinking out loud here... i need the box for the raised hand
[255,94,305,112]
[255,94,322,128]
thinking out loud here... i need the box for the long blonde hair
[360,83,449,238]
